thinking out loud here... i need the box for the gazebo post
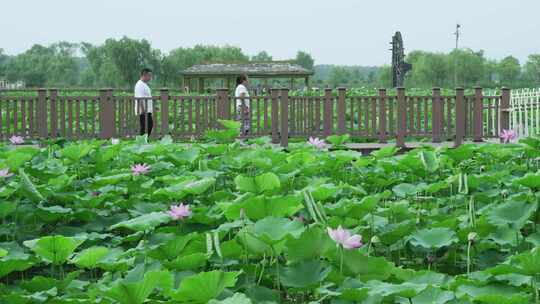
[290,78,294,90]
[198,78,205,93]
[185,78,190,92]
[305,77,310,89]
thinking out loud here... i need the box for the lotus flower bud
[468,232,477,242]
[239,208,246,220]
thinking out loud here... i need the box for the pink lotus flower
[111,138,120,145]
[308,137,327,149]
[0,169,13,178]
[168,203,192,220]
[500,129,517,144]
[9,135,24,145]
[327,226,363,249]
[131,163,150,176]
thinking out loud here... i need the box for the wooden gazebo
[181,62,313,92]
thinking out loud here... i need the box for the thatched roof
[182,62,313,77]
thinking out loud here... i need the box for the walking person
[235,74,250,136]
[134,68,154,136]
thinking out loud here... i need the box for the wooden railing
[0,87,510,147]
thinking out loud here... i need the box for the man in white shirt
[235,74,250,135]
[134,68,153,136]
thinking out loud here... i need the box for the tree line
[0,36,539,89]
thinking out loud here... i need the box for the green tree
[448,49,486,87]
[524,54,540,86]
[406,51,449,88]
[377,65,392,88]
[251,51,272,62]
[329,67,351,86]
[0,49,9,77]
[5,43,79,87]
[295,51,314,70]
[498,56,520,87]
[83,37,162,87]
[162,45,249,87]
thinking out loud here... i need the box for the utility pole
[453,23,461,87]
[454,23,461,49]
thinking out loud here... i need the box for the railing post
[337,88,346,135]
[500,87,510,136]
[99,88,114,139]
[216,89,230,127]
[323,88,333,137]
[432,87,442,143]
[473,87,484,142]
[396,87,406,147]
[455,88,465,147]
[271,89,280,144]
[37,88,48,139]
[160,88,169,136]
[49,89,58,139]
[280,88,289,148]
[378,88,387,143]
[108,89,115,138]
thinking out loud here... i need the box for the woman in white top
[234,74,250,135]
[134,68,153,136]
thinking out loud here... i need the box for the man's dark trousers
[139,113,153,136]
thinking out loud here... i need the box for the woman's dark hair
[140,68,152,76]
[236,74,248,85]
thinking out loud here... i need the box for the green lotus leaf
[393,183,419,198]
[514,172,540,189]
[455,283,523,300]
[487,200,537,229]
[23,235,85,265]
[331,250,395,281]
[364,280,427,298]
[18,168,46,203]
[279,260,331,289]
[286,226,334,263]
[71,246,109,269]
[513,246,540,276]
[163,252,208,271]
[409,228,457,249]
[235,172,280,194]
[209,293,252,304]
[411,286,454,304]
[110,212,171,232]
[0,201,16,218]
[250,217,305,245]
[419,150,439,173]
[0,242,34,278]
[106,266,172,304]
[223,194,303,221]
[171,270,240,303]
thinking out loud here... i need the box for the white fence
[510,88,540,137]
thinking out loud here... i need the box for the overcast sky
[2,0,539,66]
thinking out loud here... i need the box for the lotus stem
[339,246,344,275]
[467,241,472,275]
[257,252,266,285]
[272,246,280,291]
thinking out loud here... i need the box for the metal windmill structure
[390,32,412,87]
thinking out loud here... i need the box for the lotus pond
[1,132,540,304]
